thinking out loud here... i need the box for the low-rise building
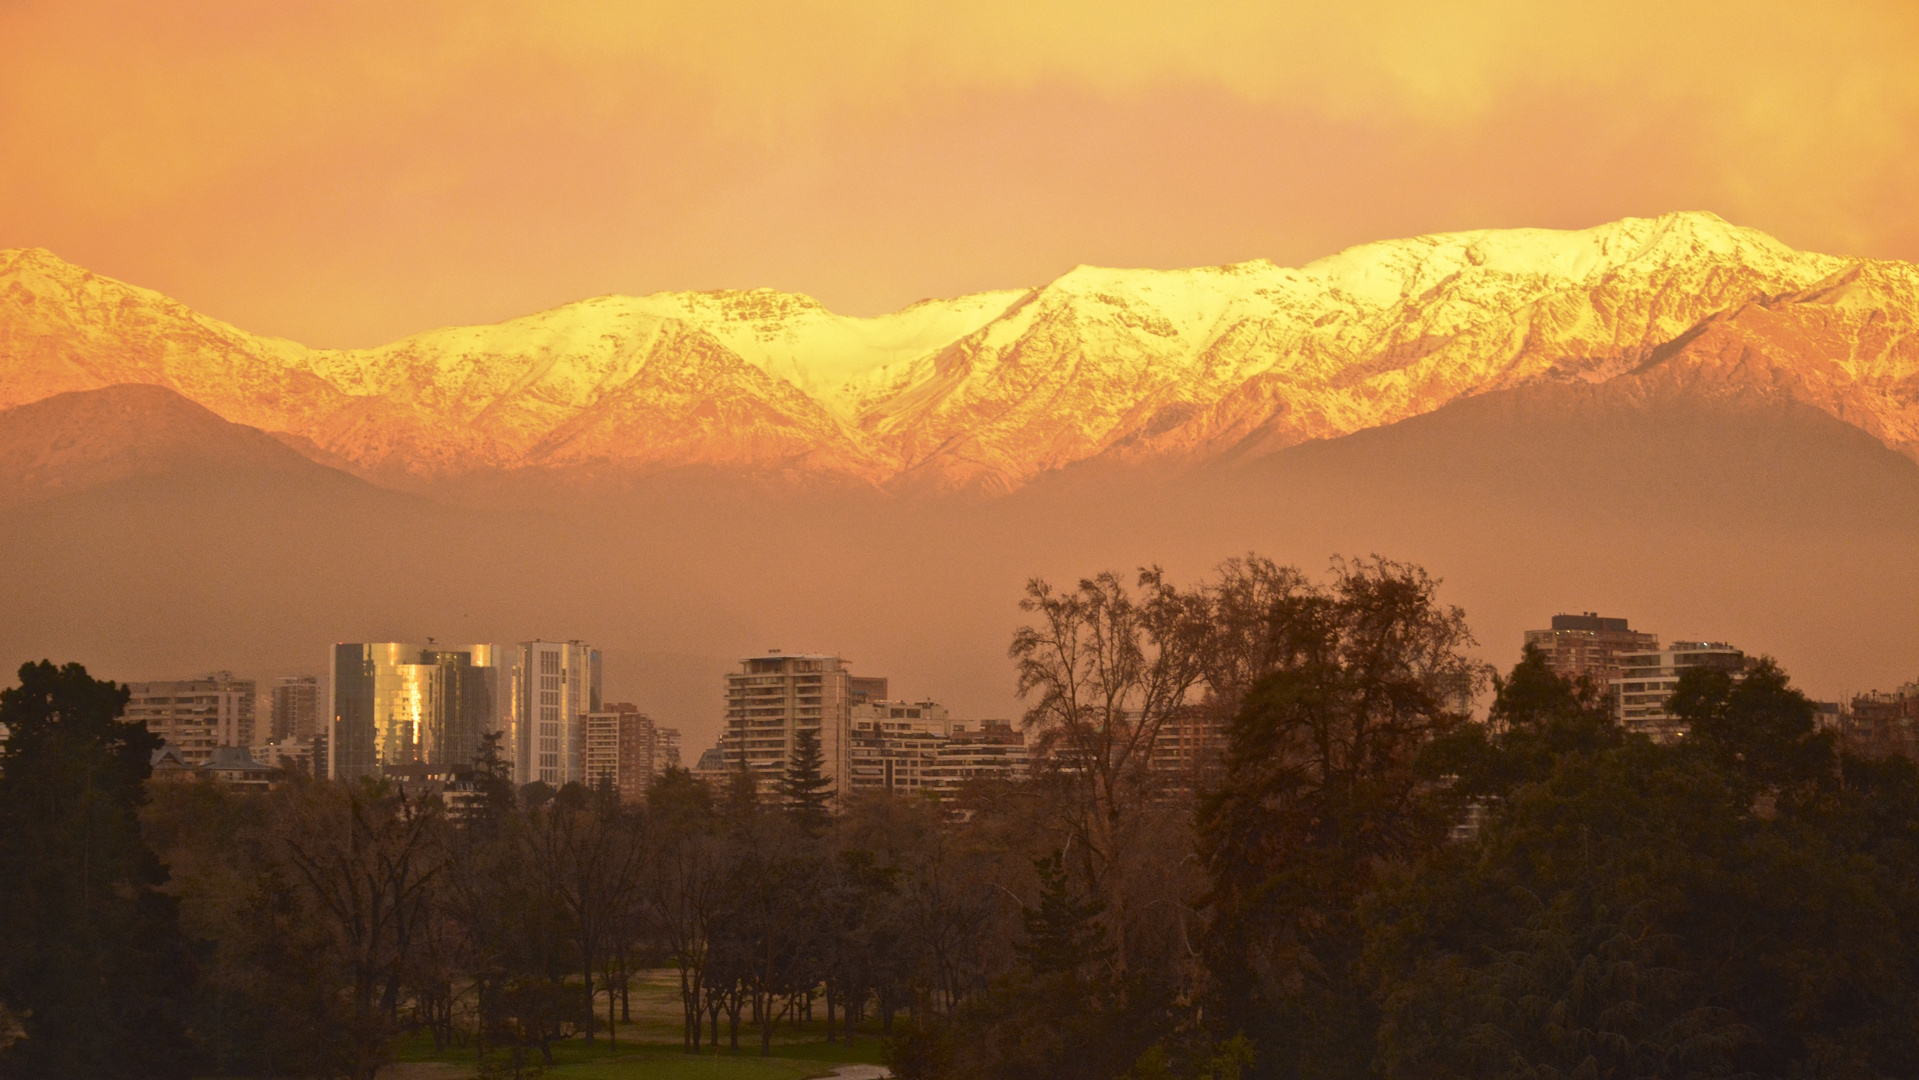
[849,700,949,794]
[1841,684,1919,759]
[930,719,1030,793]
[256,737,317,776]
[149,745,278,791]
[690,744,730,785]
[201,746,277,792]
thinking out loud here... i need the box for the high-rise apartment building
[722,650,854,797]
[582,702,681,803]
[270,675,319,742]
[1524,613,1660,690]
[329,643,505,781]
[1612,641,1752,741]
[511,640,601,787]
[125,672,257,766]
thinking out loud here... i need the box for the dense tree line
[4,555,1919,1079]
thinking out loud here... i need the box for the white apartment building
[1612,641,1752,741]
[512,640,601,787]
[125,672,257,766]
[929,719,1030,794]
[849,700,950,794]
[722,651,854,797]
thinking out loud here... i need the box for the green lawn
[389,970,892,1079]
[542,1046,870,1080]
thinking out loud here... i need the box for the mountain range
[5,211,1914,496]
[2,212,1916,744]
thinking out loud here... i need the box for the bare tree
[645,769,728,1050]
[524,784,648,1045]
[1009,567,1211,971]
[1195,554,1314,719]
[279,781,447,1080]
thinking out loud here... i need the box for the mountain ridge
[0,383,370,508]
[4,211,1915,494]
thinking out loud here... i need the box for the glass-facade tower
[329,642,504,780]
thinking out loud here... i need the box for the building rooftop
[1549,612,1633,633]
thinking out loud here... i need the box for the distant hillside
[0,384,361,508]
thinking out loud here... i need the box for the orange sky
[4,0,1916,348]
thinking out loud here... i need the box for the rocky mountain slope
[3,212,1915,494]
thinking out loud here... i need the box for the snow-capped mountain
[4,211,1915,494]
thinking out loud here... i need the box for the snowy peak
[2,213,1914,495]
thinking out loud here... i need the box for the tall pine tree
[780,727,833,832]
[0,661,198,1079]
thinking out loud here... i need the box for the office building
[1612,641,1752,741]
[125,672,257,767]
[722,650,855,797]
[1524,613,1660,690]
[582,702,681,803]
[511,640,601,786]
[329,643,506,781]
[270,675,320,742]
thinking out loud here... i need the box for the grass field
[386,970,892,1080]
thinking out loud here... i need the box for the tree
[781,727,833,832]
[646,767,727,1051]
[1669,657,1836,804]
[142,777,339,1076]
[1196,558,1482,1080]
[0,660,198,1080]
[1010,567,1211,971]
[1419,642,1621,806]
[525,783,647,1045]
[1370,653,1919,1080]
[902,851,1155,1080]
[279,779,447,1080]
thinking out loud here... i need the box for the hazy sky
[4,0,1916,348]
